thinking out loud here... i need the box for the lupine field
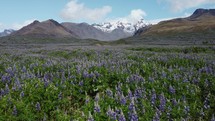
[0,45,215,121]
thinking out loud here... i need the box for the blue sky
[0,0,215,31]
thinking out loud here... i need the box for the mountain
[92,19,149,34]
[62,22,111,41]
[11,19,78,38]
[0,29,15,37]
[62,22,132,41]
[131,9,215,45]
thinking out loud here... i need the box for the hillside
[11,19,78,38]
[131,9,215,45]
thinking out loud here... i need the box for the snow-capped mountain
[92,19,150,34]
[0,29,15,37]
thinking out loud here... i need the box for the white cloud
[60,0,112,21]
[159,0,215,12]
[11,19,36,30]
[107,9,147,24]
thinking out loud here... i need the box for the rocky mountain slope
[131,8,215,45]
[62,22,132,41]
[11,19,78,38]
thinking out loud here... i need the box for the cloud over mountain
[107,9,147,24]
[60,0,112,21]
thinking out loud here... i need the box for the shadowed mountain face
[62,22,132,41]
[12,19,78,38]
[189,8,215,19]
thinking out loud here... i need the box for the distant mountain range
[11,19,78,38]
[92,19,149,33]
[0,29,15,37]
[1,8,215,44]
[1,19,148,41]
[61,22,132,41]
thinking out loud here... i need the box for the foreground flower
[88,111,94,121]
[36,102,41,111]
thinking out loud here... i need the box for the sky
[0,0,215,31]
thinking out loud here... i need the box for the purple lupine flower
[110,109,117,120]
[171,98,178,106]
[95,93,100,102]
[169,85,175,94]
[1,75,7,83]
[83,70,89,78]
[129,97,135,111]
[149,77,154,83]
[158,93,166,112]
[129,108,138,121]
[127,88,133,100]
[22,66,27,73]
[20,91,24,98]
[184,106,190,115]
[116,84,122,93]
[183,78,189,83]
[115,107,120,114]
[151,90,157,106]
[5,84,10,95]
[106,106,117,120]
[134,87,143,98]
[79,80,84,86]
[120,93,126,105]
[114,92,119,102]
[153,111,160,121]
[85,95,90,104]
[94,71,100,78]
[88,111,94,121]
[106,105,112,117]
[0,88,5,96]
[118,109,126,121]
[106,88,113,97]
[192,78,199,84]
[127,74,144,83]
[44,80,49,88]
[94,102,100,113]
[162,71,167,78]
[15,78,22,90]
[36,102,41,111]
[12,105,17,116]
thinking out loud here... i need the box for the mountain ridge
[11,19,78,38]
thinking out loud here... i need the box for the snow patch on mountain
[92,19,150,34]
